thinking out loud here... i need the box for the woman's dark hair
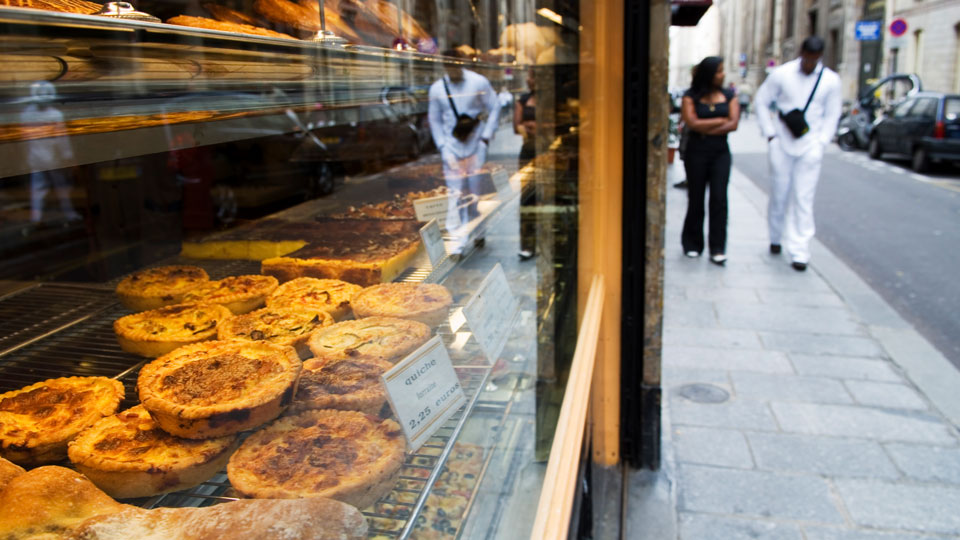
[689,56,724,100]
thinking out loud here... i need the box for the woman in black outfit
[680,56,739,265]
[514,71,537,259]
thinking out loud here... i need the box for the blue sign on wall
[855,20,882,41]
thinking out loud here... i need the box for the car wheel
[307,162,335,198]
[911,147,930,173]
[838,131,857,151]
[868,135,882,159]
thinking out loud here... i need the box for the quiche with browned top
[113,303,233,358]
[307,317,430,365]
[115,265,209,311]
[217,307,334,358]
[182,274,279,314]
[351,283,452,328]
[137,340,301,439]
[288,357,394,415]
[266,278,362,321]
[0,377,124,466]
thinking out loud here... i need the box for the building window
[914,29,924,80]
[954,24,960,93]
[808,9,818,36]
[785,0,796,38]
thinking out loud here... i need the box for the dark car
[868,92,960,172]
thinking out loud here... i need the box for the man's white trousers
[767,139,823,264]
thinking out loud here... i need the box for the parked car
[837,73,922,151]
[868,92,960,172]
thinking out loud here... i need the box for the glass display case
[0,0,620,538]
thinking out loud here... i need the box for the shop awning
[671,0,712,26]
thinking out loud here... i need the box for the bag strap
[442,76,460,117]
[803,67,824,113]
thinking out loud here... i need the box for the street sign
[855,20,882,41]
[889,18,907,37]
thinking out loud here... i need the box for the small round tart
[267,278,363,321]
[137,340,301,439]
[289,357,394,416]
[115,265,210,311]
[227,409,405,508]
[114,303,233,358]
[307,317,431,365]
[0,377,124,466]
[351,283,453,327]
[67,405,239,499]
[217,307,335,358]
[182,275,279,314]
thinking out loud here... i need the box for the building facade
[885,0,960,93]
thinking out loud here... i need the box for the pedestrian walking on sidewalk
[755,36,842,271]
[680,56,740,266]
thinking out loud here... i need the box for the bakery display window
[0,0,593,538]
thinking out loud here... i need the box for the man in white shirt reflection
[21,81,80,224]
[755,37,842,271]
[428,49,500,233]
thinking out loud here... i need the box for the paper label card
[382,336,465,450]
[491,168,511,195]
[462,263,520,362]
[419,219,447,266]
[413,195,453,223]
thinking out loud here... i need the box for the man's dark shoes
[770,244,782,255]
[791,261,807,272]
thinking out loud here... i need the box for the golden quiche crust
[137,340,301,439]
[306,317,431,365]
[217,307,334,358]
[288,357,394,416]
[113,302,233,358]
[115,265,210,311]
[351,283,453,327]
[266,278,363,321]
[226,409,405,508]
[0,377,124,466]
[182,274,279,314]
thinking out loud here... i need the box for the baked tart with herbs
[182,274,279,314]
[0,377,124,466]
[115,265,209,311]
[113,302,232,358]
[266,278,363,321]
[288,357,393,415]
[351,283,452,327]
[137,340,301,439]
[217,307,334,358]
[307,317,430,365]
[227,409,405,508]
[68,405,238,499]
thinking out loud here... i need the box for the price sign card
[413,195,452,223]
[419,219,447,266]
[462,263,520,362]
[382,336,465,450]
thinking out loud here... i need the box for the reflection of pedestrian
[21,81,79,224]
[513,70,537,259]
[755,36,841,271]
[428,49,500,232]
[680,57,739,266]
[737,84,752,119]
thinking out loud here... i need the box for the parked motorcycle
[836,73,922,151]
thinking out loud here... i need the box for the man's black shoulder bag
[443,77,483,142]
[779,67,823,138]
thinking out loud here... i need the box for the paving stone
[885,443,960,485]
[664,285,687,300]
[757,290,846,307]
[789,354,902,383]
[771,403,957,444]
[722,272,833,292]
[681,286,761,303]
[664,327,763,349]
[731,372,853,404]
[717,304,863,335]
[665,268,726,288]
[747,432,899,478]
[845,381,928,410]
[670,397,779,431]
[663,368,731,389]
[679,513,804,540]
[673,427,754,468]
[665,346,795,374]
[760,333,885,357]
[834,479,960,535]
[803,526,945,540]
[678,464,843,523]
[665,299,719,328]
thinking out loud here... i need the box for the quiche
[226,409,405,508]
[68,405,239,499]
[266,278,363,321]
[115,265,210,311]
[0,377,124,466]
[351,283,453,328]
[217,306,334,358]
[0,456,24,492]
[182,274,279,314]
[113,302,233,358]
[307,317,431,365]
[137,340,301,439]
[288,357,394,416]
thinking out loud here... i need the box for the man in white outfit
[755,37,842,271]
[428,50,500,234]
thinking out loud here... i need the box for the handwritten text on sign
[419,219,447,266]
[413,195,452,223]
[462,263,520,362]
[382,336,465,450]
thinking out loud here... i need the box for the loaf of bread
[202,2,262,26]
[166,15,296,39]
[296,0,361,42]
[0,0,102,15]
[0,456,23,492]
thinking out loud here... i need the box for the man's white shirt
[755,58,842,156]
[428,70,500,159]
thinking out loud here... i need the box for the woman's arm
[681,96,726,133]
[703,99,740,135]
[513,100,523,135]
